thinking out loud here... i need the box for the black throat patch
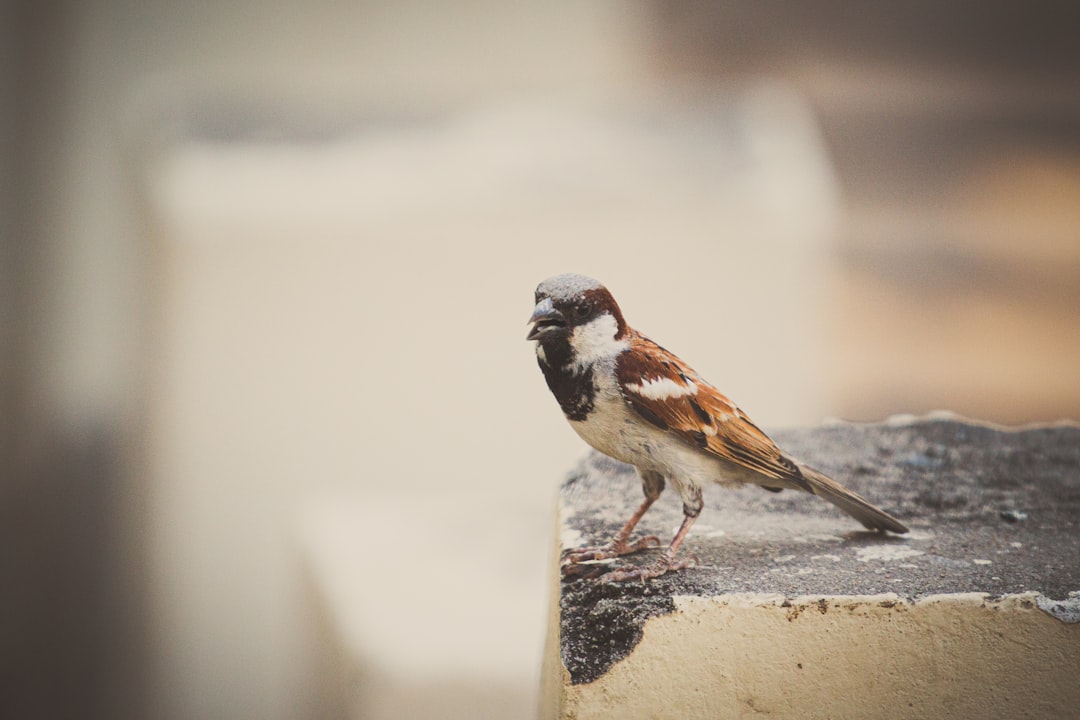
[537,338,596,422]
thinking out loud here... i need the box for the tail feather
[797,464,909,534]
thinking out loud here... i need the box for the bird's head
[527,274,628,365]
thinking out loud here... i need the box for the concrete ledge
[542,415,1080,719]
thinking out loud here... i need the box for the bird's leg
[603,486,702,582]
[562,495,661,564]
[561,471,664,572]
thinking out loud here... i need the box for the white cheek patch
[625,376,698,401]
[570,314,629,369]
[536,345,547,364]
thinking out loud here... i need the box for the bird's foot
[562,534,660,564]
[600,553,696,583]
[560,535,661,578]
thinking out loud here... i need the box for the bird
[526,273,908,582]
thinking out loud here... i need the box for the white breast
[568,361,743,493]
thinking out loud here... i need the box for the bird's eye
[575,302,592,319]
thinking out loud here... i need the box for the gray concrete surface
[556,415,1080,684]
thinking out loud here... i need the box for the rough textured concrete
[544,415,1080,718]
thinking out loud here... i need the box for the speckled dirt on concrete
[557,416,1080,684]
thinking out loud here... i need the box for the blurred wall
[2,3,147,720]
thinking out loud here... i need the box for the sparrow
[527,273,908,582]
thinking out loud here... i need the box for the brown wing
[615,333,798,482]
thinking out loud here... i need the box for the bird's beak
[526,298,566,341]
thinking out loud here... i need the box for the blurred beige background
[4,2,1078,720]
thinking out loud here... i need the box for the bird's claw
[561,535,660,566]
[600,554,697,583]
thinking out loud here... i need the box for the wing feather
[615,334,796,481]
